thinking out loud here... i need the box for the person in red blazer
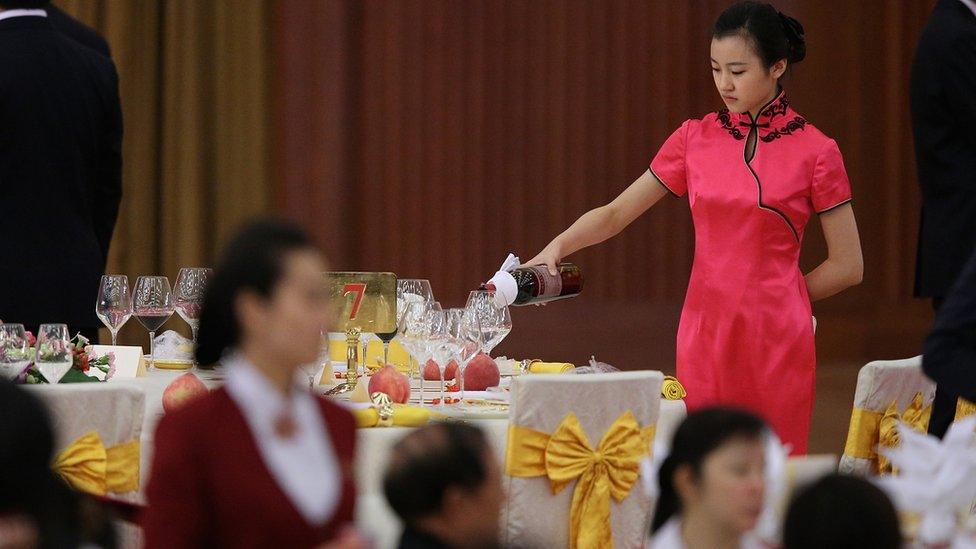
[143,219,366,549]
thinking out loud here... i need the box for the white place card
[89,345,147,380]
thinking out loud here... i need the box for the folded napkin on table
[341,401,436,428]
[527,361,575,374]
[662,376,687,400]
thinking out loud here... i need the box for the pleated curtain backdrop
[53,0,273,344]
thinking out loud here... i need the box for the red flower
[79,353,90,372]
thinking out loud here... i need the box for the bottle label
[527,266,563,299]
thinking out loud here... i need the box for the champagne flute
[174,267,212,345]
[465,289,513,355]
[133,276,174,370]
[0,323,31,381]
[96,274,132,346]
[35,324,72,383]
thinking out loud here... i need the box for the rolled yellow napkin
[353,405,434,428]
[527,361,575,374]
[662,376,687,400]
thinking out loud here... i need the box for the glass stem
[111,329,118,346]
[459,361,465,403]
[383,342,390,365]
[149,331,156,369]
[439,367,446,409]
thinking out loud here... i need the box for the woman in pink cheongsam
[526,2,863,454]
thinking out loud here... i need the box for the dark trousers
[927,297,956,438]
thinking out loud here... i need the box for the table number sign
[324,272,397,394]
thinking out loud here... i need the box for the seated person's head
[384,422,501,548]
[651,407,767,537]
[783,473,901,549]
[0,380,77,547]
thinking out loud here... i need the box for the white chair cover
[502,371,663,549]
[839,356,934,476]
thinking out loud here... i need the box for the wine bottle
[484,263,583,307]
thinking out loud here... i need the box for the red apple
[463,353,500,391]
[423,359,458,381]
[162,372,208,413]
[368,364,411,404]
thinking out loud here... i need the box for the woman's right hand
[522,240,563,276]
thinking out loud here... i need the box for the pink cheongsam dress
[650,89,852,454]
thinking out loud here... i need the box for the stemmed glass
[428,309,459,409]
[96,274,132,346]
[399,301,441,405]
[465,289,513,355]
[0,324,31,381]
[174,267,212,346]
[449,308,482,403]
[133,276,174,369]
[34,324,72,383]
[393,279,433,371]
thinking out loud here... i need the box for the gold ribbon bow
[876,392,931,475]
[506,411,655,549]
[52,432,140,496]
[661,376,686,400]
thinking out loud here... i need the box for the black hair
[650,407,767,533]
[783,473,901,549]
[383,422,490,524]
[195,218,317,366]
[713,2,806,68]
[0,0,48,8]
[0,381,82,548]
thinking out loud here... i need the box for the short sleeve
[650,121,690,197]
[811,139,853,213]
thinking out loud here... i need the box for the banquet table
[26,368,686,548]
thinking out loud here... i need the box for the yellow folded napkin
[662,376,687,400]
[527,361,575,374]
[353,405,435,428]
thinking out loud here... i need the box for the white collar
[224,352,310,417]
[961,0,976,18]
[0,9,48,22]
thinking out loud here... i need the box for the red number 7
[342,283,367,320]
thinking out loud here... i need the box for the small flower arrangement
[21,332,116,384]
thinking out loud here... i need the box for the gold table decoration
[324,272,397,395]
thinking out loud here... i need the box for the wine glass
[393,279,433,372]
[96,274,132,346]
[449,308,482,403]
[399,301,441,405]
[133,276,174,370]
[35,324,72,383]
[429,309,458,409]
[465,289,513,355]
[374,293,398,367]
[174,267,212,345]
[0,324,31,381]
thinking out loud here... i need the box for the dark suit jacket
[0,15,122,328]
[143,388,358,548]
[912,0,976,298]
[923,249,976,407]
[46,4,112,58]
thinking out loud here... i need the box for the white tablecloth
[28,369,687,548]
